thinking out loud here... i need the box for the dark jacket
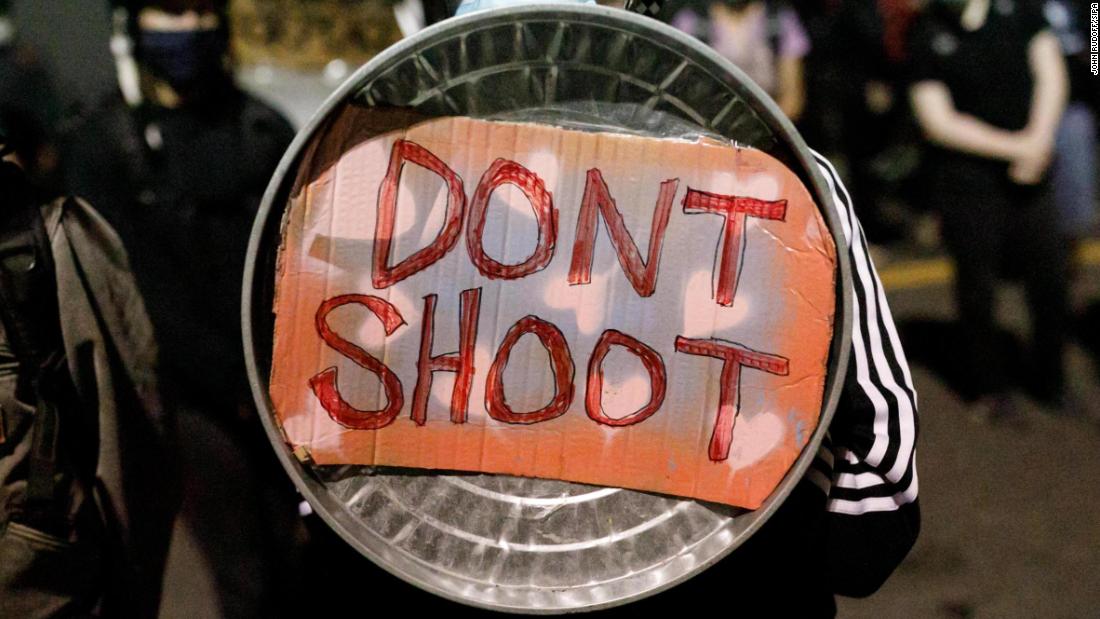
[63,89,295,417]
[0,196,175,617]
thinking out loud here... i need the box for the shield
[243,4,853,613]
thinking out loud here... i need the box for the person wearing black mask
[61,1,304,616]
[132,4,232,105]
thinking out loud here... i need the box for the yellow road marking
[879,239,1100,292]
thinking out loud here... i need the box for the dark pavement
[839,244,1100,617]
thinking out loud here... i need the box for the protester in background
[1044,0,1098,249]
[1,114,174,618]
[787,0,842,151]
[825,0,922,246]
[61,1,305,615]
[909,0,1072,418]
[672,0,809,122]
[0,0,62,188]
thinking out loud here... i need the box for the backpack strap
[0,162,68,532]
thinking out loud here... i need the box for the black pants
[933,157,1069,400]
[174,398,307,618]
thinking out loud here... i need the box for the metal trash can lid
[243,4,853,613]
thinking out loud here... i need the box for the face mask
[138,28,227,92]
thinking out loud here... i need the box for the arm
[1024,31,1069,145]
[1009,30,1069,184]
[909,80,1027,160]
[775,7,809,123]
[807,153,920,597]
[776,55,806,122]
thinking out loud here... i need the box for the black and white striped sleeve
[807,151,920,595]
[806,150,919,512]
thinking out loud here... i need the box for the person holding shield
[441,0,921,614]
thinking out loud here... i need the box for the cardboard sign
[269,109,837,509]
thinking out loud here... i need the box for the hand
[865,81,894,115]
[1008,129,1054,185]
[1008,149,1052,185]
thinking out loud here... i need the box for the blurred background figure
[908,0,1072,419]
[2,109,175,618]
[1043,0,1099,251]
[672,0,808,122]
[1041,0,1099,382]
[60,1,306,616]
[0,0,63,189]
[824,0,923,246]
